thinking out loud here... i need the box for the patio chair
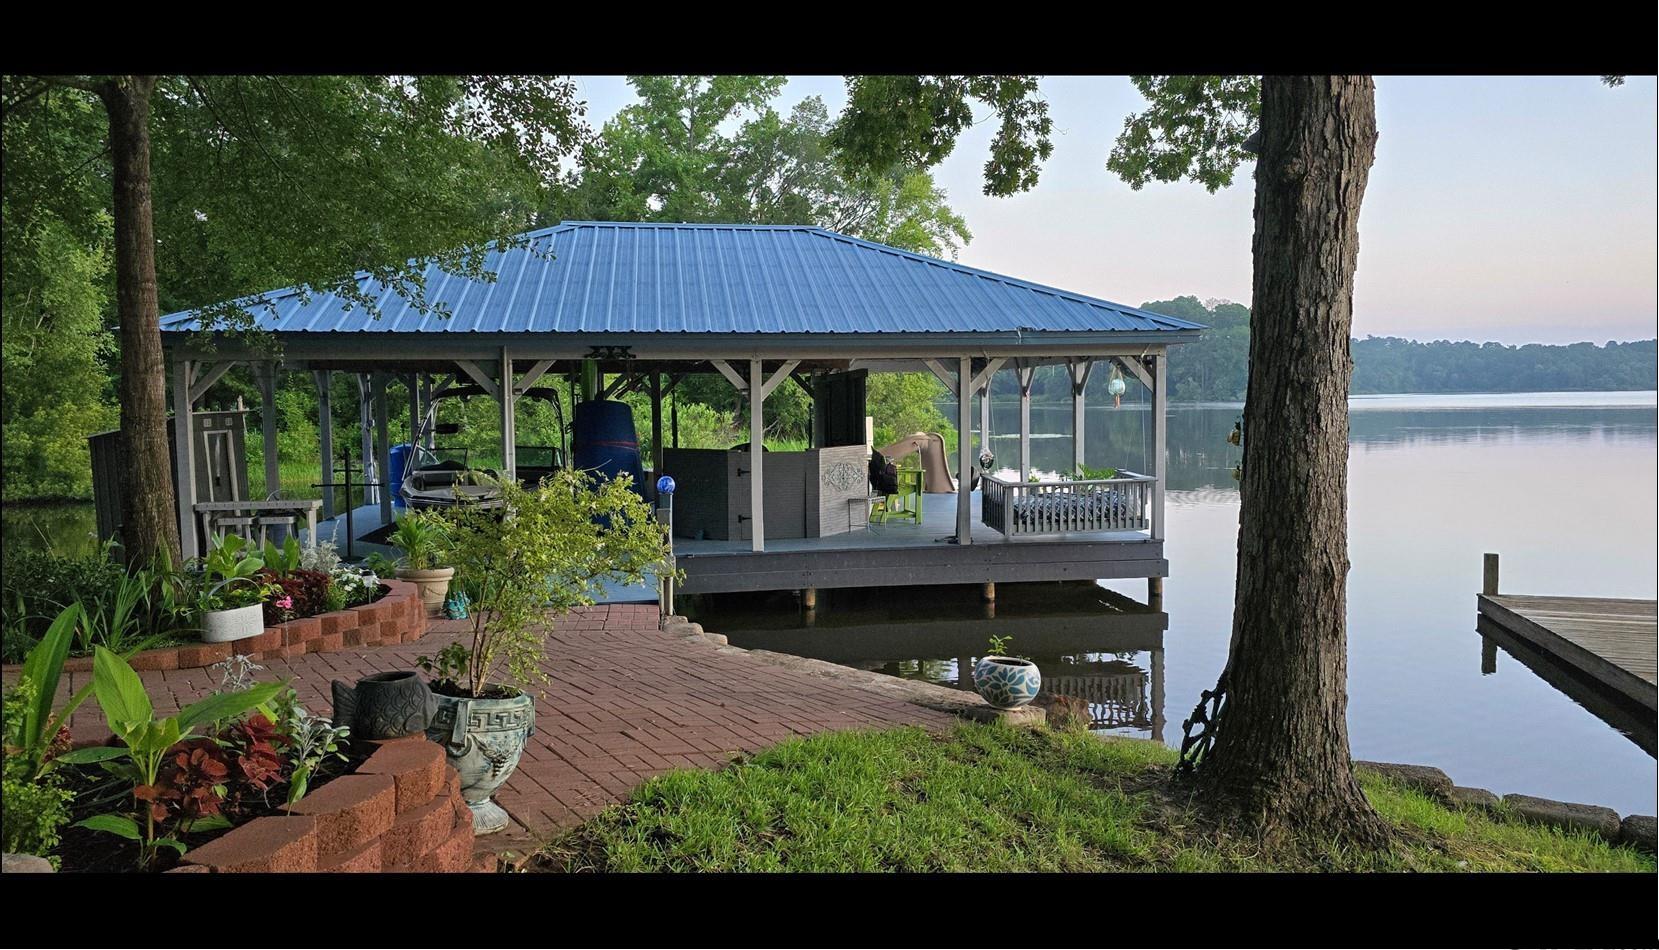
[869,456,923,526]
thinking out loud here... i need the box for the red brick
[354,601,387,627]
[165,863,212,873]
[469,851,498,873]
[280,643,309,658]
[410,821,474,873]
[62,655,94,673]
[377,793,458,867]
[175,642,233,668]
[342,627,367,647]
[283,773,397,856]
[317,836,383,873]
[360,737,447,813]
[282,617,321,646]
[129,648,179,672]
[317,610,356,638]
[381,619,403,644]
[248,628,283,653]
[181,815,318,873]
[317,632,344,653]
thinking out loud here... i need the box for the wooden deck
[1476,592,1658,713]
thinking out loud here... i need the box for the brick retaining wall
[5,580,429,675]
[170,735,493,873]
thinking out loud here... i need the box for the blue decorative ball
[656,475,676,495]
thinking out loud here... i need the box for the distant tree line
[1139,296,1657,402]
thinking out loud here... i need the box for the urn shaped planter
[426,690,535,834]
[200,603,265,644]
[396,566,455,617]
[973,656,1042,709]
[331,671,436,740]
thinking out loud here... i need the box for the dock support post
[358,374,376,508]
[315,371,334,521]
[980,373,992,459]
[748,359,765,552]
[407,374,420,449]
[650,370,663,475]
[1148,576,1163,610]
[420,374,434,449]
[1151,352,1167,541]
[1017,363,1035,482]
[957,356,974,545]
[981,581,996,603]
[256,361,280,499]
[802,587,817,609]
[373,373,392,528]
[1151,645,1166,742]
[1069,359,1092,476]
[171,356,199,559]
[1483,552,1500,595]
[499,348,516,483]
[1480,635,1497,675]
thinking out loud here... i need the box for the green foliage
[388,511,450,571]
[58,646,284,868]
[2,683,73,863]
[1107,76,1261,193]
[0,544,194,663]
[436,470,673,697]
[985,634,1012,656]
[260,536,302,577]
[868,372,955,449]
[830,76,1054,197]
[5,606,95,782]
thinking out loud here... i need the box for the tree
[830,74,1387,844]
[10,76,588,560]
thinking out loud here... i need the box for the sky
[570,75,1657,346]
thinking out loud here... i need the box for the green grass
[537,724,1655,873]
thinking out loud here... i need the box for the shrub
[258,568,331,625]
[1,682,74,863]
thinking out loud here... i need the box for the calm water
[690,391,1659,816]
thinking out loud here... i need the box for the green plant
[202,534,264,583]
[388,511,450,571]
[986,634,1013,657]
[435,470,674,698]
[4,605,97,781]
[1,681,74,863]
[361,552,398,577]
[58,647,284,868]
[416,642,472,688]
[260,536,303,577]
[270,688,351,805]
[1074,463,1118,481]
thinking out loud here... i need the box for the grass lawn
[535,723,1655,873]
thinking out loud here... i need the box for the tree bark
[101,76,181,564]
[1192,76,1387,844]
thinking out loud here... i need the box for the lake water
[689,391,1659,816]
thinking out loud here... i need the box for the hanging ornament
[1106,366,1128,408]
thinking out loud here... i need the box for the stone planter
[200,603,265,644]
[426,689,534,834]
[973,655,1042,709]
[331,671,436,740]
[396,566,455,617]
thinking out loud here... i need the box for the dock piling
[1483,552,1500,596]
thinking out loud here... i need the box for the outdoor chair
[869,459,923,526]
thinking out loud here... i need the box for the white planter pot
[201,603,265,643]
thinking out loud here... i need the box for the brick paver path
[42,604,953,841]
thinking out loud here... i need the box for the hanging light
[1107,366,1128,408]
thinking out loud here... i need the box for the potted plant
[973,634,1042,709]
[194,536,271,644]
[388,512,453,616]
[417,470,672,833]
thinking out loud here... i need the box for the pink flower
[275,595,293,610]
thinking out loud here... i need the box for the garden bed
[1,580,425,675]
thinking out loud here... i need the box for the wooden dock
[1476,554,1657,714]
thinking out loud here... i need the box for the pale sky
[569,75,1657,347]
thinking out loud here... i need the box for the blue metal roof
[159,222,1205,337]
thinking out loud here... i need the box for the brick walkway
[44,604,954,843]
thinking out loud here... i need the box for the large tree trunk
[101,76,180,565]
[1192,76,1386,844]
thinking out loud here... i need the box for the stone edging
[168,735,493,873]
[1353,760,1656,853]
[3,581,428,675]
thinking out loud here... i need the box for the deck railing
[980,471,1154,537]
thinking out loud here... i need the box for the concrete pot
[973,655,1042,709]
[396,566,454,617]
[200,603,265,644]
[426,689,534,834]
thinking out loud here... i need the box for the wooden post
[1483,553,1500,595]
[802,587,817,609]
[256,361,280,498]
[499,348,516,482]
[314,370,334,521]
[358,374,376,509]
[1151,352,1167,541]
[650,370,664,475]
[1148,575,1164,609]
[1070,360,1092,477]
[982,581,996,602]
[1151,644,1166,743]
[1480,635,1497,675]
[172,357,199,559]
[373,373,392,528]
[1017,363,1035,482]
[957,356,974,545]
[749,359,764,552]
[420,374,435,449]
[407,374,420,449]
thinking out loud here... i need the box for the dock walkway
[1476,591,1657,713]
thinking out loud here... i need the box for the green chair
[870,465,923,525]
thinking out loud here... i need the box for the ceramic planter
[395,566,455,617]
[331,671,436,740]
[426,690,534,834]
[972,655,1042,709]
[200,603,265,644]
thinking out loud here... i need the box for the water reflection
[1477,620,1657,756]
[685,581,1168,743]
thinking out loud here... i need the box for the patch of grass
[535,724,1656,873]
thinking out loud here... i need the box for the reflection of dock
[1476,555,1656,714]
[1045,659,1159,735]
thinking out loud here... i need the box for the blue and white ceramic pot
[972,656,1042,709]
[426,690,535,834]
